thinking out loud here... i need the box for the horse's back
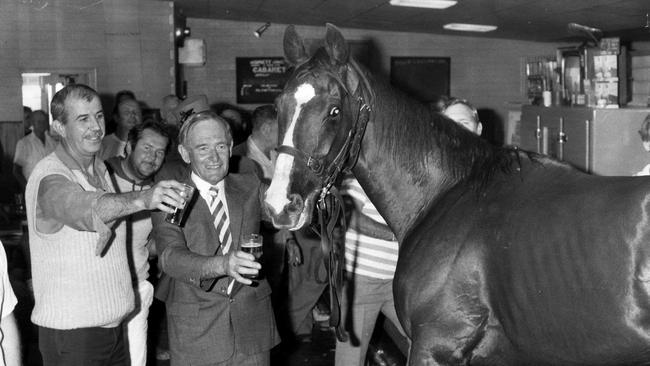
[397,159,650,365]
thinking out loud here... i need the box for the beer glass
[165,183,195,226]
[241,233,263,279]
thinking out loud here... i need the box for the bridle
[274,61,373,342]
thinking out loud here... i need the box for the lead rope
[316,187,349,342]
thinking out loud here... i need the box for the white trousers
[127,280,154,366]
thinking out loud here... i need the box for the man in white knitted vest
[25,84,187,366]
[105,119,170,366]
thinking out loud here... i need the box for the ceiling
[170,0,650,43]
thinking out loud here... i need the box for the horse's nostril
[286,194,304,214]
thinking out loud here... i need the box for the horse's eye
[329,107,340,117]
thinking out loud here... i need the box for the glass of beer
[165,183,195,226]
[241,233,263,279]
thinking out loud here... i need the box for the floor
[1,223,405,366]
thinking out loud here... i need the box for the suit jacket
[151,167,280,365]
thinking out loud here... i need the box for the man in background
[105,120,171,366]
[160,95,180,127]
[100,98,142,161]
[335,97,484,365]
[22,107,32,136]
[13,110,58,188]
[441,98,483,135]
[220,106,249,146]
[232,105,277,184]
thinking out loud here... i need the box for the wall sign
[236,57,289,104]
[390,57,450,103]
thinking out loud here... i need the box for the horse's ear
[346,65,361,96]
[284,25,309,66]
[324,23,349,66]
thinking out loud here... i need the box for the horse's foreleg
[406,314,519,366]
[406,309,489,366]
[407,326,444,366]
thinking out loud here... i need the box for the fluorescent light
[389,0,457,9]
[22,73,51,77]
[443,23,498,32]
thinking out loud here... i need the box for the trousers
[334,274,405,366]
[126,280,154,366]
[39,324,128,366]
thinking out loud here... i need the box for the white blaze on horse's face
[265,83,316,220]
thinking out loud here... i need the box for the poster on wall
[236,57,289,104]
[390,57,450,103]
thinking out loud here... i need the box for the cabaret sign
[236,57,289,104]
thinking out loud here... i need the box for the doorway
[21,69,97,124]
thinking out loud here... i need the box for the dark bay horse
[264,24,650,365]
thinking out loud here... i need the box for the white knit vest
[26,154,134,329]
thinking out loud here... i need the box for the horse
[264,24,650,365]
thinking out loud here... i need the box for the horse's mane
[358,62,525,191]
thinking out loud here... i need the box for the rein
[276,64,372,342]
[314,187,348,341]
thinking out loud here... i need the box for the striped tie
[209,186,236,294]
[209,187,232,255]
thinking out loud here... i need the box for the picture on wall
[236,57,289,104]
[390,57,450,103]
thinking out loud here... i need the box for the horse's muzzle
[265,193,306,230]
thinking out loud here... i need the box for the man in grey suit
[151,110,280,366]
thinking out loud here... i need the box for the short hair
[116,97,140,112]
[251,105,277,131]
[115,90,136,104]
[31,110,48,121]
[50,84,100,125]
[23,106,32,114]
[112,90,136,116]
[442,97,479,123]
[178,111,232,147]
[639,114,650,142]
[127,119,171,153]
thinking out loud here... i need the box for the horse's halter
[275,61,373,198]
[275,61,373,342]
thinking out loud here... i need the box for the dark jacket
[151,167,279,365]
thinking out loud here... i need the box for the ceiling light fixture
[389,0,457,9]
[443,23,498,32]
[254,22,271,38]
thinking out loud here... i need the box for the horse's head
[265,24,372,230]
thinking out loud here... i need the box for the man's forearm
[95,191,147,223]
[161,247,228,286]
[350,211,395,241]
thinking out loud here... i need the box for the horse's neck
[346,72,496,241]
[352,117,455,242]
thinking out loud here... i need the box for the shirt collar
[191,171,225,193]
[54,143,108,190]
